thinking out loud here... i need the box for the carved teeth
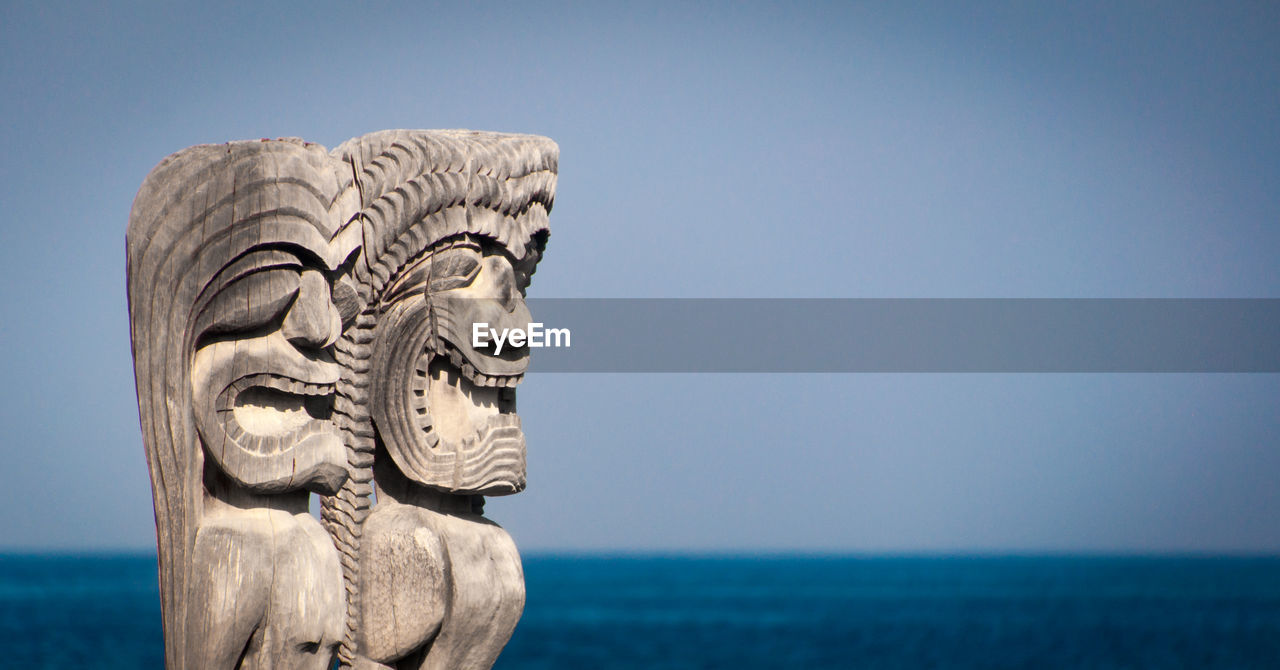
[260,377,333,397]
[234,374,335,397]
[429,342,524,388]
[484,413,520,429]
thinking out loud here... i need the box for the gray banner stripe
[498,299,1280,372]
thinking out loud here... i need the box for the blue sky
[1,1,1277,552]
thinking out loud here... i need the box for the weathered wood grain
[129,138,359,670]
[129,131,557,670]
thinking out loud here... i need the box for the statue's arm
[357,504,449,665]
[185,518,271,669]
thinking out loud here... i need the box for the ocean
[3,554,1279,668]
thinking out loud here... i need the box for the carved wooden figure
[129,130,556,670]
[128,139,364,669]
[322,130,556,670]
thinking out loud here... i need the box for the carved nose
[282,270,341,349]
[483,256,518,312]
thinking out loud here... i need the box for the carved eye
[296,641,321,654]
[383,245,483,307]
[195,267,301,339]
[428,247,481,292]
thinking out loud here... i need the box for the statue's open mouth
[407,340,527,495]
[217,375,337,454]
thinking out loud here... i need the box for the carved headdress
[127,140,359,669]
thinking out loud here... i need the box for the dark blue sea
[4,554,1280,669]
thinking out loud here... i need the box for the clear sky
[1,1,1277,553]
